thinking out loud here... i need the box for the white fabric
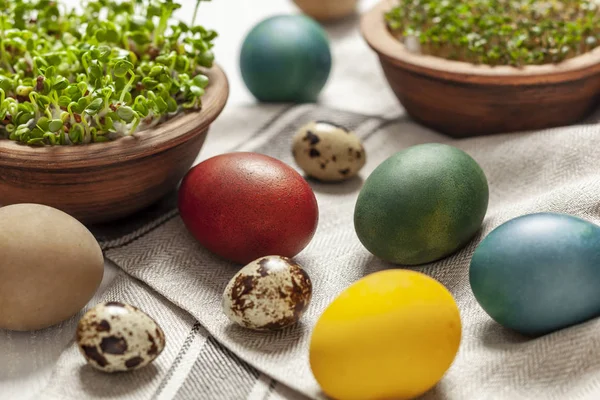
[4,1,600,399]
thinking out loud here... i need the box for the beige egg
[292,0,358,21]
[0,203,104,331]
[76,302,166,372]
[222,255,312,331]
[292,121,366,182]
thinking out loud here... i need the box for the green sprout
[0,0,216,146]
[385,0,600,67]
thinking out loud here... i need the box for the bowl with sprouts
[361,0,600,137]
[0,0,229,224]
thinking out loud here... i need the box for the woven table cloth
[3,1,600,399]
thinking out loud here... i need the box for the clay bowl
[0,64,229,225]
[292,0,358,21]
[361,0,600,137]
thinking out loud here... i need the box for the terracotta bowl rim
[361,0,600,83]
[0,63,229,169]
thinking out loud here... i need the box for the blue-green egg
[239,15,332,103]
[470,212,600,336]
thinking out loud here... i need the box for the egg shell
[292,121,366,182]
[470,212,600,336]
[240,15,331,103]
[293,0,358,21]
[222,256,312,331]
[178,152,319,265]
[309,270,461,400]
[76,302,166,373]
[354,143,489,265]
[0,203,104,331]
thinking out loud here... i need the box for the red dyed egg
[178,152,319,264]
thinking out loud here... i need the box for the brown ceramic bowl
[292,0,358,21]
[0,64,229,225]
[361,0,600,137]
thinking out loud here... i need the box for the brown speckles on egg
[257,257,275,276]
[222,256,312,331]
[82,345,108,367]
[125,356,144,369]
[147,333,158,356]
[303,130,320,145]
[309,148,321,158]
[231,274,256,313]
[96,320,111,332]
[76,302,165,373]
[100,336,128,354]
[339,168,351,176]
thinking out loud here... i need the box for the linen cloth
[3,1,600,400]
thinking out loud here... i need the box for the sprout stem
[192,1,201,27]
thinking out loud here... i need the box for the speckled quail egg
[222,255,313,331]
[76,302,166,373]
[292,120,366,182]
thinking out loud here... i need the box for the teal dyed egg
[470,212,600,336]
[240,15,332,103]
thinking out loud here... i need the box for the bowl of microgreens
[0,0,229,224]
[361,0,600,137]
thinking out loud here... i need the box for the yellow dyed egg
[309,270,461,400]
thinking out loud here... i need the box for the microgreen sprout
[385,0,600,67]
[0,0,216,146]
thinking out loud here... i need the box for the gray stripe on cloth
[227,104,297,153]
[173,337,260,400]
[153,323,203,399]
[100,209,180,251]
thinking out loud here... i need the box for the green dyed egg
[240,15,332,103]
[470,212,600,336]
[354,143,489,265]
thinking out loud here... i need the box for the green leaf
[35,95,52,109]
[196,51,214,67]
[117,106,136,123]
[129,31,151,45]
[48,119,63,132]
[166,97,178,113]
[189,85,205,97]
[98,46,112,61]
[43,132,57,145]
[142,77,159,90]
[113,60,134,78]
[37,117,50,131]
[154,96,168,113]
[69,124,83,143]
[45,66,57,79]
[106,29,119,43]
[88,63,103,80]
[27,138,45,146]
[53,77,69,91]
[149,66,164,77]
[192,74,209,88]
[85,98,104,115]
[95,28,107,42]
